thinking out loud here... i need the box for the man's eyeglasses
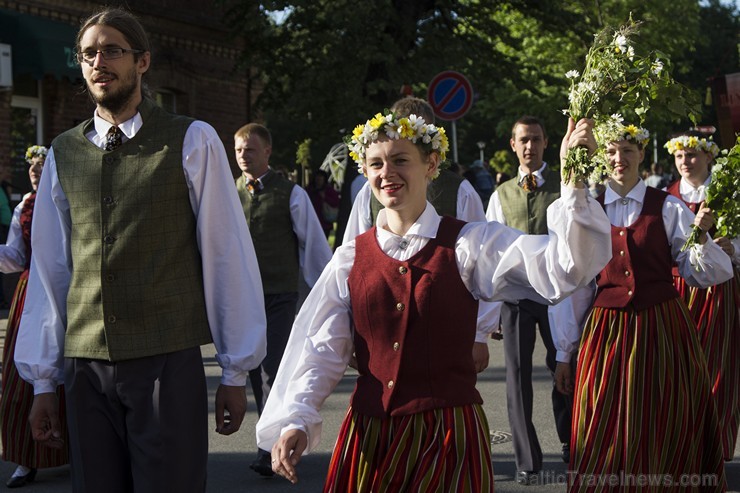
[75,48,144,66]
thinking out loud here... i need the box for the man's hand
[215,384,247,435]
[472,342,490,373]
[272,429,308,484]
[554,362,574,395]
[29,392,64,449]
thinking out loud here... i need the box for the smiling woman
[255,111,614,492]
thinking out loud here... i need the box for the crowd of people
[0,5,736,493]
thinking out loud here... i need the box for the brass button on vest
[619,230,625,236]
[392,342,400,351]
[628,290,633,296]
[624,271,630,277]
[396,302,405,311]
[619,250,625,256]
[387,380,394,389]
[398,266,407,275]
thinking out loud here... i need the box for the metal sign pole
[452,120,458,164]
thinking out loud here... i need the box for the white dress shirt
[247,169,333,288]
[341,176,499,338]
[678,176,740,267]
[15,111,268,393]
[256,186,612,454]
[551,179,735,362]
[0,194,32,273]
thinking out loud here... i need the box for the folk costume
[257,186,613,492]
[0,193,68,471]
[567,182,733,492]
[15,99,267,492]
[667,177,740,460]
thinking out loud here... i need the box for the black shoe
[249,453,275,477]
[6,469,36,488]
[515,470,539,485]
[562,442,570,463]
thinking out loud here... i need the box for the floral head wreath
[664,135,720,158]
[594,115,650,148]
[25,145,48,163]
[346,111,449,177]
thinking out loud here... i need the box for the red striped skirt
[570,299,726,492]
[324,404,494,493]
[674,270,740,460]
[0,272,68,468]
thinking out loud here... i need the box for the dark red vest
[348,216,481,417]
[594,187,678,310]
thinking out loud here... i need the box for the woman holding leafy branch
[255,110,612,491]
[555,122,733,491]
[665,131,740,461]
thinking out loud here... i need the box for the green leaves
[563,18,700,183]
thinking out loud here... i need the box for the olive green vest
[53,99,212,361]
[497,167,560,234]
[236,171,299,294]
[370,168,462,223]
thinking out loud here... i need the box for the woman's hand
[559,118,596,187]
[694,202,715,245]
[271,429,309,484]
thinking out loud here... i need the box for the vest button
[619,250,625,256]
[392,342,400,351]
[398,266,407,275]
[104,156,114,165]
[103,196,114,205]
[106,274,115,282]
[103,235,116,245]
[396,302,405,311]
[619,230,625,236]
[108,315,116,323]
[624,270,630,277]
[387,380,394,389]
[627,290,633,296]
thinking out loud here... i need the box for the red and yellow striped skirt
[324,404,494,493]
[570,299,726,492]
[674,270,740,460]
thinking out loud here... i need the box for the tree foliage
[222,0,739,170]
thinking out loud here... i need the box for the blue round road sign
[427,71,473,121]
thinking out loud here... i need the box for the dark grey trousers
[64,346,208,493]
[501,299,573,472]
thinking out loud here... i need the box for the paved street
[0,313,738,492]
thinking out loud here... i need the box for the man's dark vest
[236,171,299,294]
[496,168,559,234]
[370,168,462,224]
[348,216,481,417]
[54,98,211,361]
[594,187,678,310]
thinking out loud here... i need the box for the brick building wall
[0,0,256,189]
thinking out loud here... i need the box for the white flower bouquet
[563,18,700,183]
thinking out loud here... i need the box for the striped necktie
[521,173,537,192]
